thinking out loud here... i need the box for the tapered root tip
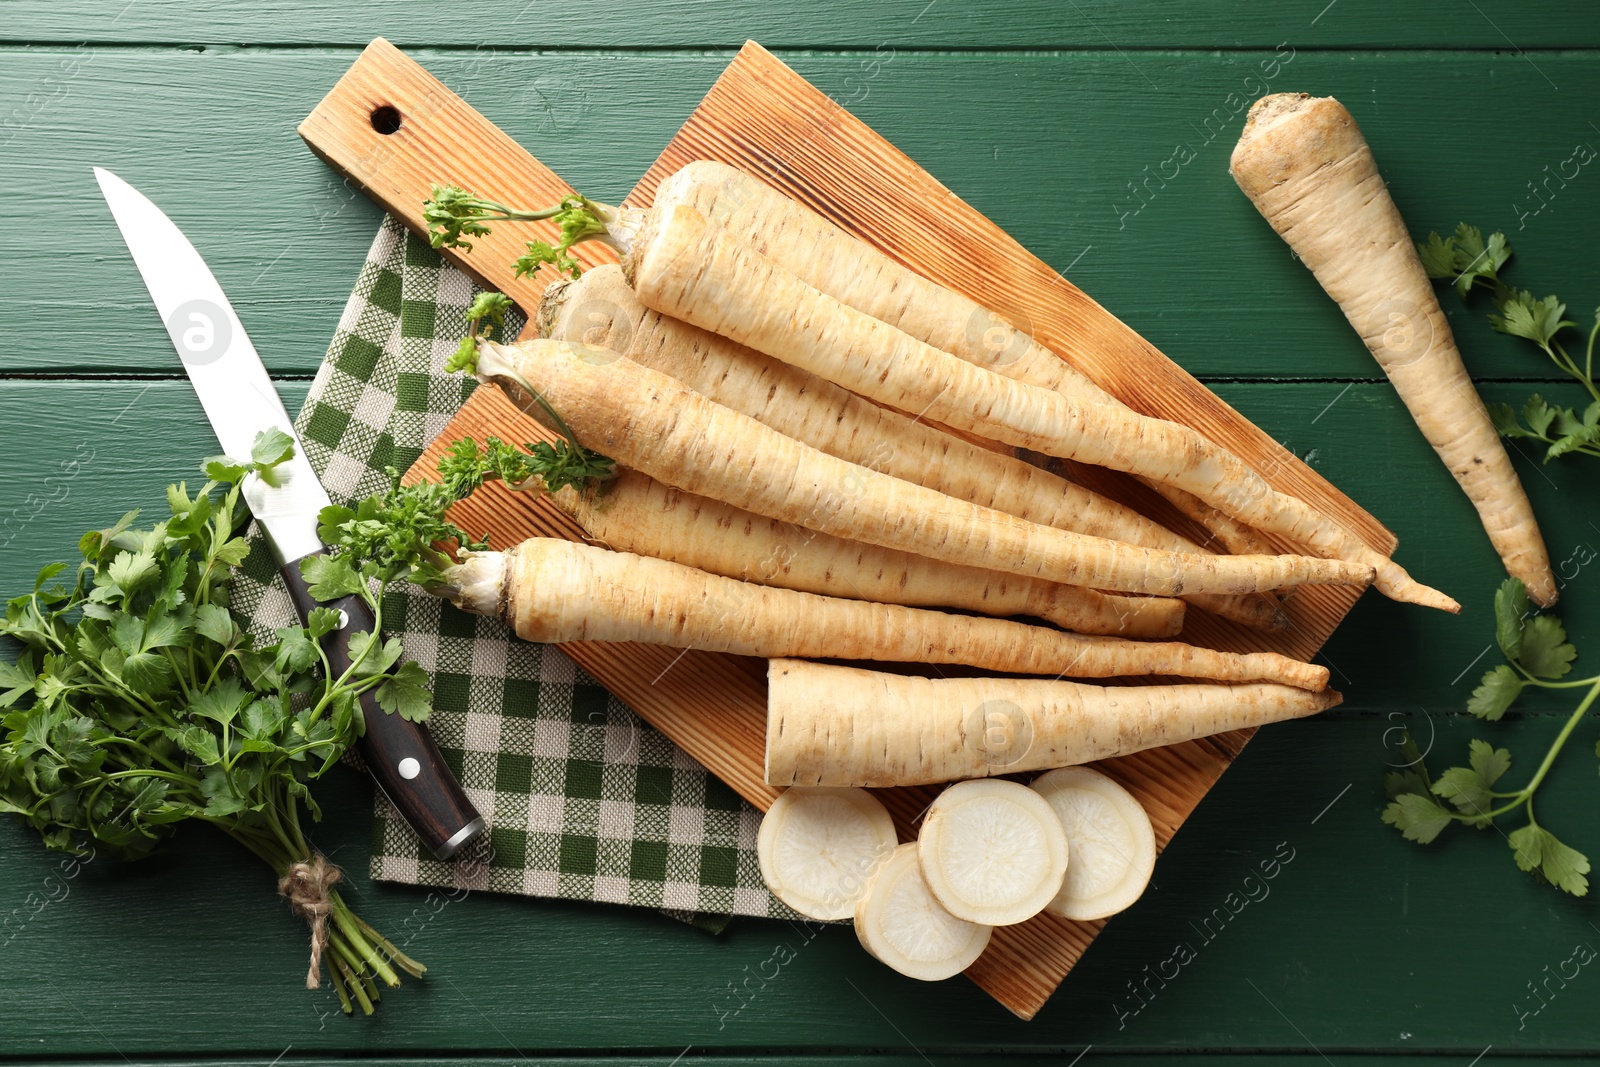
[1385,580,1461,614]
[1259,657,1330,692]
[1299,662,1331,692]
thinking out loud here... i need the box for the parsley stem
[285,788,309,857]
[1524,673,1600,690]
[1586,318,1599,393]
[331,898,402,987]
[333,953,375,1014]
[1481,675,1600,819]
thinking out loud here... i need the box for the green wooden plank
[2,0,1599,49]
[4,718,1598,1055]
[2,47,1598,379]
[1214,379,1600,713]
[0,1059,1586,1067]
[2,378,1599,1056]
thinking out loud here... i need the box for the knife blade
[94,166,485,859]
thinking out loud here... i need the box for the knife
[94,166,486,860]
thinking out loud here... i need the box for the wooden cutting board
[298,38,1395,1020]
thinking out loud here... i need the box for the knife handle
[281,557,485,859]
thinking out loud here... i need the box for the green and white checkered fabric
[233,216,797,924]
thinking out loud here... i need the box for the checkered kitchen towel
[231,216,797,924]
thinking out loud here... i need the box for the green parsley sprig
[0,434,427,1012]
[423,183,617,282]
[1383,577,1597,896]
[1418,224,1600,462]
[312,465,489,598]
[445,291,515,377]
[442,301,614,495]
[306,434,609,606]
[437,433,614,498]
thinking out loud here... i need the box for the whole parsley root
[537,264,1280,633]
[424,172,1452,612]
[462,338,1372,600]
[0,443,426,1014]
[1230,93,1554,608]
[1383,578,1598,896]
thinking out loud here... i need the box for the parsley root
[468,338,1374,598]
[438,539,1329,688]
[651,160,1279,564]
[528,465,1186,638]
[764,659,1341,788]
[1231,93,1555,607]
[539,265,1282,632]
[425,174,1451,611]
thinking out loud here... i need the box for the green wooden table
[5,3,1600,1063]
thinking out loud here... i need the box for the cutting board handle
[297,37,615,322]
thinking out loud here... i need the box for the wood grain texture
[6,0,1600,48]
[8,47,1600,378]
[297,39,1403,1019]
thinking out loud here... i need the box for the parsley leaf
[1420,225,1600,464]
[250,427,296,470]
[202,428,299,488]
[193,603,236,647]
[375,660,432,723]
[1416,223,1511,299]
[272,625,321,675]
[1490,290,1575,349]
[299,554,366,602]
[1494,576,1530,659]
[1468,664,1522,721]
[1382,577,1600,898]
[1509,823,1591,896]
[1521,615,1577,679]
[1382,793,1454,844]
[1431,741,1511,827]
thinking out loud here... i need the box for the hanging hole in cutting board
[370,104,402,134]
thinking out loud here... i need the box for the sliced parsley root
[1383,578,1597,896]
[0,436,428,1011]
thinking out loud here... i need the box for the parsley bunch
[1418,224,1600,462]
[1384,578,1598,896]
[0,438,426,1013]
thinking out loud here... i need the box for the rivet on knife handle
[281,556,485,859]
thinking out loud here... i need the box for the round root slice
[1031,766,1156,921]
[757,787,898,920]
[917,779,1069,926]
[855,843,992,981]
